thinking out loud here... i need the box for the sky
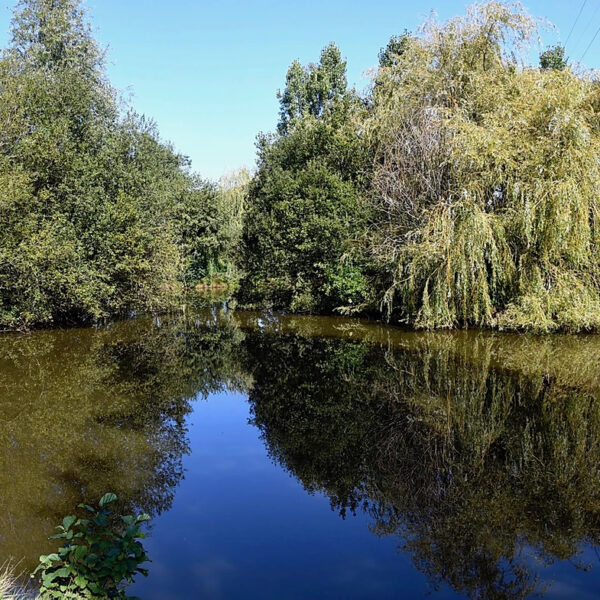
[0,0,598,180]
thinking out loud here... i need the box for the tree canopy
[367,2,600,331]
[240,1,600,332]
[2,0,600,333]
[0,0,232,330]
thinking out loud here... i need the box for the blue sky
[0,0,598,180]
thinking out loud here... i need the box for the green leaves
[0,0,218,331]
[241,45,372,315]
[32,492,151,600]
[98,493,117,508]
[62,515,77,530]
[366,1,600,332]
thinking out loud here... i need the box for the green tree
[377,31,411,67]
[540,44,568,70]
[277,43,348,134]
[240,45,373,313]
[0,0,224,329]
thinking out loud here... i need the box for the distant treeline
[2,0,600,332]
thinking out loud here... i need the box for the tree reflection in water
[2,309,600,599]
[245,324,600,600]
[0,309,245,572]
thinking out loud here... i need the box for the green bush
[32,494,150,600]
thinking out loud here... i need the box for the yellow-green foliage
[369,1,600,332]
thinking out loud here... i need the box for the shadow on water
[2,308,600,599]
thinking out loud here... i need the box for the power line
[580,22,600,61]
[573,2,600,50]
[566,0,588,46]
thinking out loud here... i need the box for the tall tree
[0,0,220,329]
[240,44,373,313]
[367,2,600,332]
[277,43,348,134]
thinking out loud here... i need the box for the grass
[0,564,38,600]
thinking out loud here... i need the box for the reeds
[0,563,38,600]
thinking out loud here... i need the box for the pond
[2,308,600,599]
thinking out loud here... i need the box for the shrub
[32,494,150,600]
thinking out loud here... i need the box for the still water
[2,309,600,599]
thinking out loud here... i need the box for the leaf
[62,515,77,531]
[93,513,108,527]
[73,545,89,560]
[98,492,117,507]
[135,513,151,523]
[88,582,103,594]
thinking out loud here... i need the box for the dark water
[2,309,600,599]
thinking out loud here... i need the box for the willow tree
[368,1,600,332]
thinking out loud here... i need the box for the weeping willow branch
[367,1,600,332]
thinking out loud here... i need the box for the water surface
[2,309,600,599]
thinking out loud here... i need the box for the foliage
[32,494,150,599]
[276,43,348,135]
[213,169,250,283]
[240,44,373,312]
[539,44,568,70]
[377,32,411,68]
[2,0,599,333]
[0,0,233,330]
[367,1,600,331]
[240,2,600,332]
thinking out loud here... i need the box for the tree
[0,0,223,329]
[367,1,600,332]
[540,44,568,70]
[377,31,411,68]
[277,43,348,134]
[240,44,373,313]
